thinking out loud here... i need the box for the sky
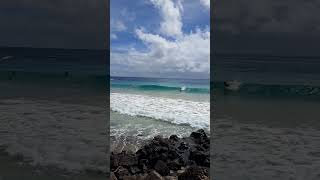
[0,0,107,49]
[110,0,210,79]
[213,0,320,56]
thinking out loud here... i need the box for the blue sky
[111,0,210,78]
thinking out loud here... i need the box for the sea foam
[111,93,210,130]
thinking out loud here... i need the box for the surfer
[180,86,186,92]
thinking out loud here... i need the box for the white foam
[0,99,107,173]
[111,92,210,130]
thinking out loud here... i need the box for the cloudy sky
[0,0,107,49]
[111,0,210,78]
[214,0,320,56]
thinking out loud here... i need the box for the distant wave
[213,81,320,98]
[111,93,210,130]
[111,84,209,94]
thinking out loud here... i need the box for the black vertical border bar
[106,0,111,176]
[210,0,214,179]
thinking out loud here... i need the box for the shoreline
[110,129,210,180]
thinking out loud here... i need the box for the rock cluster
[110,129,210,180]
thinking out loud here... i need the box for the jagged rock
[167,159,181,170]
[169,135,179,141]
[190,129,207,139]
[164,176,178,180]
[178,142,189,150]
[178,166,209,180]
[111,130,210,180]
[189,150,209,167]
[190,129,209,145]
[110,172,118,180]
[130,165,141,174]
[111,151,138,170]
[123,175,136,180]
[154,160,170,176]
[115,166,130,180]
[144,171,164,180]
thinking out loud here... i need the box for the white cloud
[150,0,183,37]
[111,27,210,76]
[111,0,210,78]
[200,0,210,10]
[111,33,118,40]
[111,19,127,32]
[110,19,127,41]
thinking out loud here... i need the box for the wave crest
[112,84,209,94]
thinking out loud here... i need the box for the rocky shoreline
[110,129,210,180]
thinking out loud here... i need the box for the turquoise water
[111,76,210,102]
[111,76,209,93]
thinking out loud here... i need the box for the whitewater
[110,92,210,130]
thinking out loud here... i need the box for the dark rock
[115,166,130,180]
[111,130,210,180]
[189,150,209,167]
[136,173,147,180]
[155,136,171,147]
[110,172,118,180]
[169,135,179,141]
[164,176,178,180]
[111,151,138,170]
[144,171,164,180]
[129,165,141,174]
[167,159,181,170]
[123,175,136,180]
[178,166,209,180]
[178,142,189,150]
[190,129,209,144]
[111,152,119,169]
[154,160,170,176]
[136,149,147,158]
[167,149,180,160]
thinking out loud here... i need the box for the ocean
[212,54,320,180]
[110,76,210,152]
[0,47,108,179]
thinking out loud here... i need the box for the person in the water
[180,86,186,92]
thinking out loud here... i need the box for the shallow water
[110,110,197,153]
